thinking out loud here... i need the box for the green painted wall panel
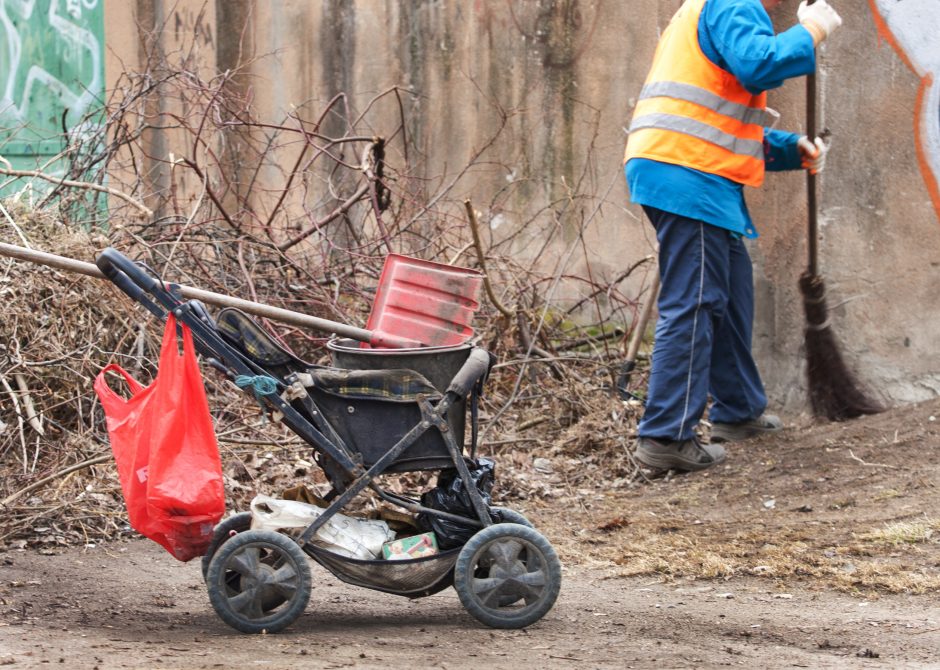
[0,0,105,197]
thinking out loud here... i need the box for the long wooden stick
[616,269,660,399]
[806,17,819,277]
[624,271,659,365]
[0,242,374,342]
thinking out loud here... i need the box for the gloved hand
[798,0,842,46]
[798,136,829,174]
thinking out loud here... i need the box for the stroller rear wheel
[453,523,561,629]
[206,529,312,634]
[201,512,252,581]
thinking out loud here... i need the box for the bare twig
[0,200,31,247]
[0,454,112,507]
[848,450,898,469]
[277,182,370,252]
[0,373,28,471]
[0,167,153,217]
[465,199,513,318]
[13,373,44,436]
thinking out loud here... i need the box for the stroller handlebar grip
[95,247,160,291]
[96,248,168,318]
[446,348,492,399]
[96,248,161,294]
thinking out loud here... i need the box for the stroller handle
[96,247,162,297]
[96,247,167,318]
[446,348,493,399]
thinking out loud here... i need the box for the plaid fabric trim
[309,368,440,402]
[217,307,298,366]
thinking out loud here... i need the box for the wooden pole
[0,242,374,343]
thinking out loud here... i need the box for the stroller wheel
[201,512,253,582]
[454,523,561,629]
[202,514,279,607]
[489,506,533,529]
[206,529,311,634]
[483,508,535,607]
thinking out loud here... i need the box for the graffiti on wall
[870,0,940,218]
[0,0,103,153]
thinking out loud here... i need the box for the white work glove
[798,0,842,46]
[798,136,829,174]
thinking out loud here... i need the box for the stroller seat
[299,366,459,473]
[303,367,440,402]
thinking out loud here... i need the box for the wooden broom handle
[805,0,819,276]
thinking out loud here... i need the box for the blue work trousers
[638,206,767,441]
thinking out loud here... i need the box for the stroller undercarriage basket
[93,247,562,635]
[307,544,460,598]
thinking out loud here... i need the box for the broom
[799,2,883,421]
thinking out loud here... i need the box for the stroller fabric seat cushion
[305,368,440,403]
[216,307,309,376]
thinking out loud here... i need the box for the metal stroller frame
[95,248,561,633]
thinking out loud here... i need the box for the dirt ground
[2,397,939,669]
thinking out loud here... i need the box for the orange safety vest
[624,0,772,187]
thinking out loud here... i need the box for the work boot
[710,414,783,443]
[634,436,726,472]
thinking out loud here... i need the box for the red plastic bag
[94,315,225,561]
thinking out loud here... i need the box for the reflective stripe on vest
[624,0,768,187]
[630,113,764,160]
[637,81,773,128]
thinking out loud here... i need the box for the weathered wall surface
[101,0,940,414]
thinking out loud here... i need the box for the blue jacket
[625,0,817,238]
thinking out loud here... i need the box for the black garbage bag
[417,458,495,549]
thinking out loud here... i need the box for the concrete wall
[102,0,940,413]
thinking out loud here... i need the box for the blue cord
[235,374,278,397]
[235,375,279,419]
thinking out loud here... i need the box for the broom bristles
[799,272,884,421]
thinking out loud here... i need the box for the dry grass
[519,397,940,597]
[859,517,939,546]
[588,521,940,595]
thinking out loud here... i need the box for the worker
[624,0,841,472]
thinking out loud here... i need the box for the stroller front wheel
[453,523,561,629]
[489,506,533,529]
[206,529,312,634]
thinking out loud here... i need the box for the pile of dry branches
[0,41,651,550]
[0,209,136,548]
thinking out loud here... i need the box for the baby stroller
[95,248,562,633]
